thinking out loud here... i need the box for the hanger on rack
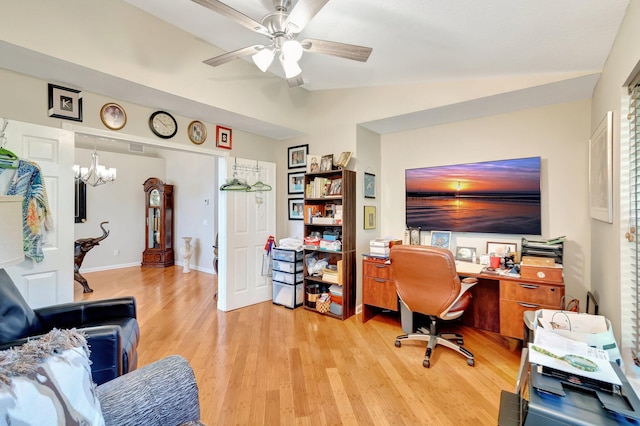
[0,119,18,169]
[219,158,251,191]
[220,178,251,191]
[247,161,272,192]
[247,181,272,192]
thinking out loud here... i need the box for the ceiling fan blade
[203,45,263,67]
[287,74,305,88]
[192,0,270,36]
[301,38,372,62]
[285,0,330,33]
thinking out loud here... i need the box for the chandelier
[73,149,116,187]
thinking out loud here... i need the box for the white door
[3,120,74,308]
[217,157,276,311]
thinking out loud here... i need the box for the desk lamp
[0,196,25,284]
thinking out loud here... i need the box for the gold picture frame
[364,205,376,230]
[188,120,207,145]
[100,103,126,130]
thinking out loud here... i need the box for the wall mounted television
[405,156,541,235]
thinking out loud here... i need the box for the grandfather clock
[142,177,174,267]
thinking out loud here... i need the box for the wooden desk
[461,273,564,339]
[361,257,565,340]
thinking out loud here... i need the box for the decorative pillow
[0,328,104,426]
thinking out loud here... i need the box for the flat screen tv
[405,156,541,235]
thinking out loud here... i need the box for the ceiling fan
[192,0,373,87]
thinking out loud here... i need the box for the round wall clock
[149,111,177,139]
[187,120,207,145]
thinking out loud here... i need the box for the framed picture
[455,247,476,262]
[364,205,376,230]
[320,154,333,172]
[288,144,308,169]
[589,111,613,223]
[288,198,304,220]
[364,172,376,198]
[100,102,126,130]
[336,151,353,169]
[288,171,305,194]
[409,227,421,245]
[216,125,232,150]
[430,231,451,249]
[307,154,321,173]
[328,178,342,196]
[486,241,517,256]
[188,120,207,145]
[48,83,83,122]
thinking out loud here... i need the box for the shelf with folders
[302,169,355,320]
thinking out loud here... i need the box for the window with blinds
[628,75,640,366]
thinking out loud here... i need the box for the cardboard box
[520,263,563,283]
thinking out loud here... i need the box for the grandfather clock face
[149,189,160,207]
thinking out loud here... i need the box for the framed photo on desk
[430,231,451,249]
[455,247,476,262]
[486,241,517,256]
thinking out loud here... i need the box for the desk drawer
[363,276,398,311]
[363,261,392,280]
[499,299,558,340]
[499,280,563,306]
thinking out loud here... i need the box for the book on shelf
[334,205,343,224]
[312,217,335,225]
[304,204,323,223]
[322,266,339,283]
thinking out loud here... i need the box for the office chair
[391,245,477,368]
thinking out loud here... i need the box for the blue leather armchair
[0,269,139,385]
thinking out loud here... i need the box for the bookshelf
[302,169,355,320]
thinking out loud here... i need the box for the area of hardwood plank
[76,266,522,425]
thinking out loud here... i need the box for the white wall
[74,148,165,271]
[590,0,640,343]
[380,100,592,301]
[163,149,217,272]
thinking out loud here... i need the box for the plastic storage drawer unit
[273,282,303,309]
[272,270,304,285]
[272,248,303,263]
[272,259,303,273]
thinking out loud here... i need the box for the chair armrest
[97,355,201,426]
[34,297,136,329]
[83,325,123,385]
[0,325,124,385]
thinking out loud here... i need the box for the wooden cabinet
[302,169,355,320]
[499,279,564,339]
[362,258,398,322]
[142,177,174,268]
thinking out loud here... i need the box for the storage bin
[272,281,303,309]
[330,302,343,316]
[273,248,303,262]
[272,259,303,273]
[272,270,304,284]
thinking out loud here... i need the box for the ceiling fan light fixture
[252,47,275,72]
[280,54,302,78]
[281,40,303,62]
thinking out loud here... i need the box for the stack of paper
[529,327,620,386]
[369,238,401,258]
[322,266,339,283]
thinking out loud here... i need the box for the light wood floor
[76,266,522,425]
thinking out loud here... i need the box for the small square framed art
[48,84,83,122]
